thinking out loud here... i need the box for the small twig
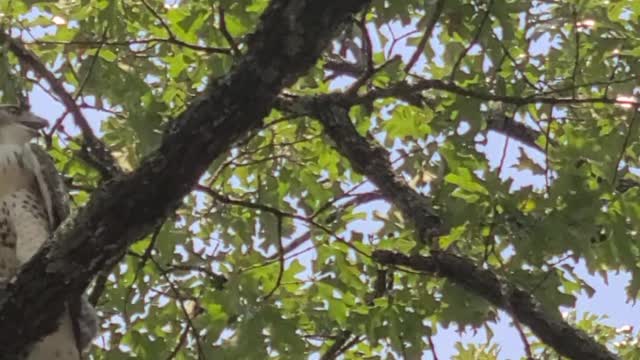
[262,215,284,300]
[611,106,639,185]
[482,210,498,264]
[571,7,581,99]
[603,58,621,98]
[513,317,534,359]
[497,131,511,178]
[141,0,175,40]
[45,110,70,146]
[271,230,311,260]
[490,28,539,90]
[404,0,445,73]
[165,325,190,360]
[342,8,378,95]
[349,77,638,109]
[167,265,227,289]
[218,6,241,56]
[449,0,494,81]
[241,244,316,274]
[324,59,363,79]
[195,185,371,258]
[123,223,165,320]
[427,333,439,360]
[544,106,554,194]
[357,12,374,74]
[196,184,303,220]
[320,331,352,360]
[386,28,420,59]
[74,26,109,101]
[335,335,362,358]
[149,256,205,358]
[87,271,109,306]
[33,38,231,54]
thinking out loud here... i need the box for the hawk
[0,105,98,359]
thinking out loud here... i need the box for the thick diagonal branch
[313,101,443,242]
[0,0,370,355]
[309,103,618,360]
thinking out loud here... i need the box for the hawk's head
[0,104,48,144]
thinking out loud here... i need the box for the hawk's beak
[18,115,49,131]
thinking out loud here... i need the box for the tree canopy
[1,0,639,359]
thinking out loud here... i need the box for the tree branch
[218,5,242,56]
[320,331,353,360]
[403,0,446,73]
[372,250,619,360]
[312,101,443,243]
[32,38,231,54]
[350,78,634,108]
[449,0,494,81]
[0,0,370,355]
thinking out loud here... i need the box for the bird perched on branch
[0,104,98,359]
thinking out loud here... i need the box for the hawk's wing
[23,143,70,229]
[23,143,97,355]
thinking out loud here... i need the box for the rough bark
[0,0,370,356]
[313,99,444,243]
